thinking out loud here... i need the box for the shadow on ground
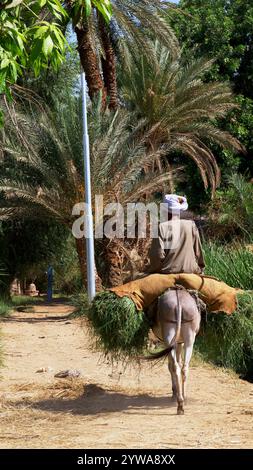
[18,384,188,416]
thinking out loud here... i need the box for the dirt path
[0,302,253,449]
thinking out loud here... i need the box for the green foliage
[0,0,69,125]
[220,96,253,175]
[77,291,150,360]
[169,0,253,193]
[120,41,242,194]
[208,174,253,241]
[19,31,80,104]
[196,292,253,378]
[10,295,44,306]
[70,0,112,25]
[173,0,253,95]
[0,1,68,89]
[203,242,253,290]
[0,298,12,316]
[196,243,253,377]
[0,219,70,293]
[53,235,82,294]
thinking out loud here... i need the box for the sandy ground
[0,301,253,449]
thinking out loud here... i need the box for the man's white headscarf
[163,194,188,213]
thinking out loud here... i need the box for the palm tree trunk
[75,23,107,106]
[75,238,103,292]
[98,14,118,110]
[104,238,124,287]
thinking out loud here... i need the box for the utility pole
[81,71,96,302]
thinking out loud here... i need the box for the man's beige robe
[148,219,205,274]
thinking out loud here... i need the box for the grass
[197,243,253,379]
[0,298,12,317]
[11,295,45,307]
[0,297,11,368]
[203,242,253,290]
[0,294,72,316]
[74,291,150,361]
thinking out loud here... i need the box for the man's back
[148,219,205,274]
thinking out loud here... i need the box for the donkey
[148,288,201,415]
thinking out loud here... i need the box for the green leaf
[30,39,43,64]
[48,0,68,18]
[15,33,25,51]
[33,25,50,39]
[42,35,54,56]
[4,85,12,102]
[10,62,17,81]
[5,0,23,9]
[53,28,67,51]
[0,58,10,69]
[85,0,92,17]
[93,0,112,23]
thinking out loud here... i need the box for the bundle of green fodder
[86,291,150,360]
[196,290,253,378]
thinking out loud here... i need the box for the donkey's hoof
[177,406,184,415]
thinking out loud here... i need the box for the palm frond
[119,41,243,193]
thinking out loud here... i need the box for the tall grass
[197,243,253,379]
[0,298,12,317]
[203,242,253,290]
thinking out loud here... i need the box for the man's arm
[192,223,205,272]
[147,229,165,274]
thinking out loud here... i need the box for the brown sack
[110,273,238,315]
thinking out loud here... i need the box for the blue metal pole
[81,71,96,302]
[47,265,53,302]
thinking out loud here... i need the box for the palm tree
[119,41,244,194]
[66,0,179,108]
[0,94,178,287]
[0,40,245,287]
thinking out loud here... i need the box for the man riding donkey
[145,194,206,414]
[108,195,238,414]
[145,193,206,324]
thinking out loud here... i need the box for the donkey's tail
[141,344,174,361]
[174,289,182,344]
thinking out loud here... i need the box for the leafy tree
[172,0,253,96]
[169,0,253,184]
[1,1,178,113]
[0,218,69,296]
[0,1,68,91]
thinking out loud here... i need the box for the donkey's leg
[169,343,183,400]
[169,347,184,415]
[176,342,183,369]
[168,359,177,400]
[164,324,177,400]
[181,328,196,402]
